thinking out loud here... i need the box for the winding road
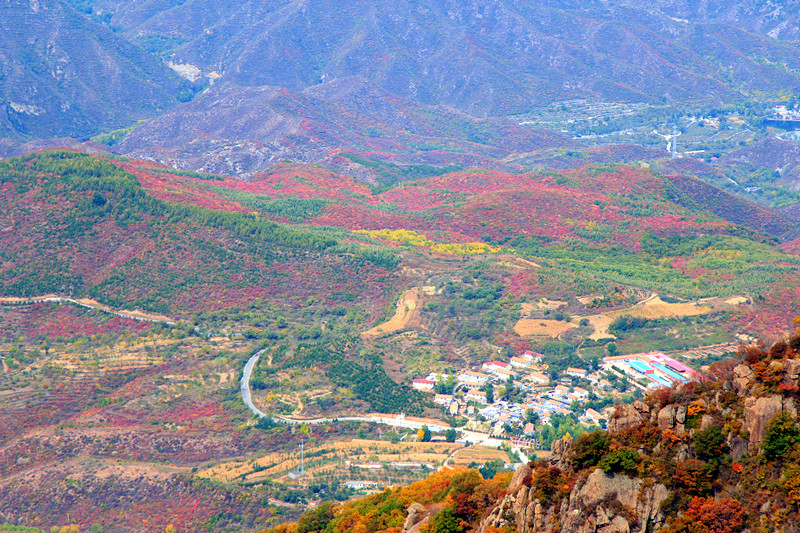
[238,349,537,460]
[241,351,468,435]
[0,295,176,325]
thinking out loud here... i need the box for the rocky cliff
[479,457,669,533]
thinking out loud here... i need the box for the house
[449,401,460,416]
[458,371,490,389]
[345,481,380,490]
[585,408,604,424]
[434,394,453,406]
[510,356,530,368]
[522,350,545,361]
[565,367,588,378]
[490,367,516,380]
[528,371,549,384]
[482,361,511,373]
[412,379,435,392]
[573,386,589,398]
[523,422,535,434]
[464,390,487,403]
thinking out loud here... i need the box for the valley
[3,1,800,532]
[0,147,798,531]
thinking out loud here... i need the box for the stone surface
[402,503,426,533]
[609,404,643,434]
[784,359,800,383]
[743,395,784,451]
[733,365,755,396]
[657,405,676,430]
[508,463,533,494]
[675,404,687,425]
[479,464,668,533]
[551,435,575,471]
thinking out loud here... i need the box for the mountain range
[0,0,187,140]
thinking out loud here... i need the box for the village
[410,344,732,446]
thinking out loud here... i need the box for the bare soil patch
[581,295,714,341]
[362,288,423,338]
[513,319,577,338]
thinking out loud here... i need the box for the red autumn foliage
[665,497,745,533]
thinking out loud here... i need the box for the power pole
[299,439,305,477]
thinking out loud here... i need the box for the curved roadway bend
[240,350,488,436]
[241,351,517,451]
[240,349,270,418]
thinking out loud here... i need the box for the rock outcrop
[608,404,643,434]
[402,503,429,533]
[733,364,756,396]
[479,464,668,533]
[743,394,797,451]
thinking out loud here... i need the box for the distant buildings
[434,394,453,406]
[603,352,701,389]
[565,367,588,379]
[458,370,490,389]
[411,379,435,392]
[528,371,549,384]
[464,390,487,403]
[482,361,517,379]
[345,481,380,490]
[510,356,531,368]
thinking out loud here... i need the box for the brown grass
[513,319,577,338]
[581,295,714,340]
[362,288,422,338]
[196,439,507,483]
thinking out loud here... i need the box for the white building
[412,379,435,392]
[458,371,490,389]
[434,394,453,406]
[565,367,589,379]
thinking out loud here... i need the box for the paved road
[241,350,533,461]
[1,296,176,325]
[241,351,469,435]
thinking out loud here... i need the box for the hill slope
[0,150,394,316]
[115,79,575,181]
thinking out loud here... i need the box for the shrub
[693,426,728,462]
[598,447,639,475]
[762,411,800,460]
[297,501,336,533]
[673,459,716,496]
[571,431,610,470]
[663,497,745,533]
[429,507,465,533]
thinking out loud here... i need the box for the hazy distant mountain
[116,78,576,181]
[0,0,185,139]
[612,0,800,41]
[85,0,800,116]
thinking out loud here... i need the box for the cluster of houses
[411,351,611,437]
[410,349,701,438]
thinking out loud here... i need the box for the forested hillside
[0,150,393,315]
